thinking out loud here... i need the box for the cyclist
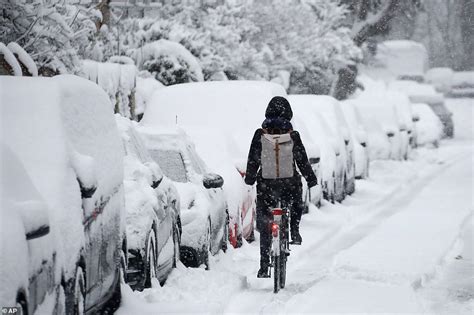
[244,96,318,278]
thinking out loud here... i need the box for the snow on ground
[117,98,473,314]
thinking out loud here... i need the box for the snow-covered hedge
[134,40,204,86]
[6,42,38,76]
[96,1,359,93]
[0,42,22,76]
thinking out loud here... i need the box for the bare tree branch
[351,0,398,46]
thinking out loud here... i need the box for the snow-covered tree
[247,0,360,94]
[0,0,99,75]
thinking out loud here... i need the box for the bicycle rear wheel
[273,254,280,293]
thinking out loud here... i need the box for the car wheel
[172,222,181,268]
[144,229,157,288]
[54,284,66,315]
[72,267,85,315]
[102,253,124,313]
[222,211,229,253]
[203,220,211,270]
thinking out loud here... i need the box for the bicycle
[270,202,290,293]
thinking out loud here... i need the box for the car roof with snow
[389,80,444,104]
[375,40,428,79]
[142,80,286,127]
[141,80,286,159]
[289,95,350,140]
[1,75,124,215]
[1,76,72,206]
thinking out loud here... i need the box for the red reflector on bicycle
[272,208,283,216]
[272,223,279,237]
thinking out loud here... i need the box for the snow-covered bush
[135,40,204,86]
[93,1,359,91]
[6,42,38,76]
[0,43,22,76]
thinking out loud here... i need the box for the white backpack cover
[261,132,294,179]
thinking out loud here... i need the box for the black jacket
[244,128,318,188]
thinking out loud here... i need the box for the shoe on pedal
[257,267,270,278]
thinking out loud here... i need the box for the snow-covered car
[340,100,370,179]
[182,128,257,246]
[449,71,474,98]
[366,40,428,83]
[411,103,444,147]
[140,81,288,243]
[389,80,454,138]
[116,116,181,290]
[425,67,454,94]
[355,76,406,160]
[386,88,414,159]
[138,126,228,269]
[0,76,125,314]
[290,113,324,207]
[291,95,355,199]
[289,95,345,203]
[1,144,62,315]
[351,97,399,161]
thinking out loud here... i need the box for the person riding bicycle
[244,96,318,278]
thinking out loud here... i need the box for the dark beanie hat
[265,96,293,120]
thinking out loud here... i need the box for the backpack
[261,131,294,179]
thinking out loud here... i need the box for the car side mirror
[203,173,224,189]
[151,176,162,189]
[145,161,164,189]
[330,140,341,156]
[309,157,320,164]
[356,129,368,145]
[71,150,98,199]
[17,200,51,240]
[79,178,97,199]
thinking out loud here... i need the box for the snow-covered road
[117,98,473,314]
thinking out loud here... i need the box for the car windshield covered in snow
[150,149,188,183]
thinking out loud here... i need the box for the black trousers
[256,178,303,265]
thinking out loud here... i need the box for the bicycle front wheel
[273,254,280,293]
